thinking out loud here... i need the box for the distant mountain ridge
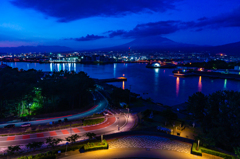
[0,45,72,53]
[117,36,198,49]
[0,37,239,55]
[106,36,240,55]
[210,41,240,54]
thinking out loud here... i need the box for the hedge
[18,154,56,159]
[191,143,235,159]
[201,148,235,159]
[17,144,84,159]
[81,140,108,153]
[191,143,202,156]
[83,118,105,126]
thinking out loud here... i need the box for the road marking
[6,136,15,141]
[72,128,80,133]
[0,115,126,144]
[22,135,30,139]
[37,133,44,138]
[61,130,69,135]
[49,131,57,136]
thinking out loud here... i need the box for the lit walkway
[59,148,210,159]
[107,135,191,154]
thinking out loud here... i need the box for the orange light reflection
[198,76,202,92]
[122,81,125,90]
[176,77,179,97]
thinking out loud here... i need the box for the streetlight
[93,97,96,106]
[65,142,69,155]
[129,85,131,105]
[117,116,120,131]
[92,92,97,106]
[126,108,129,118]
[197,140,200,150]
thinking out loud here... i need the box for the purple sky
[0,0,240,49]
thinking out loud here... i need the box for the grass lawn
[191,143,235,159]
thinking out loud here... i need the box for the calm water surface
[6,62,240,106]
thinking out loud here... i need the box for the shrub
[7,145,21,155]
[65,134,81,143]
[191,143,202,156]
[85,132,96,140]
[83,140,108,152]
[71,123,82,127]
[25,127,32,132]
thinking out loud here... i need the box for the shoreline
[174,71,240,81]
[2,61,149,64]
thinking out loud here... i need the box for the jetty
[94,77,127,83]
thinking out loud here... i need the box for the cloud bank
[11,0,179,22]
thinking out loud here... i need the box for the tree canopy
[186,91,240,150]
[0,67,95,119]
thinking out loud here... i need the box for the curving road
[0,114,130,147]
[0,91,108,128]
[0,91,135,149]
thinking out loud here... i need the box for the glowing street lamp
[126,108,129,118]
[197,140,200,150]
[117,117,120,131]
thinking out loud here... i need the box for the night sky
[1,0,240,49]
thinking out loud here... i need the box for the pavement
[55,135,221,159]
[58,148,211,159]
[0,90,138,155]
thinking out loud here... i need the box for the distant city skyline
[0,0,240,49]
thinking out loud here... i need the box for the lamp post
[117,116,120,131]
[91,91,96,106]
[126,108,129,118]
[129,85,131,105]
[65,142,69,155]
[197,140,200,150]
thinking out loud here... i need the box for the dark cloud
[107,30,128,38]
[197,17,208,21]
[64,34,105,41]
[107,6,240,39]
[107,21,183,38]
[10,0,179,22]
[195,6,240,28]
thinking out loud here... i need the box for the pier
[95,77,127,83]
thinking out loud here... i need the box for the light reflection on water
[122,81,125,90]
[224,79,227,89]
[154,68,159,92]
[198,76,202,92]
[5,62,240,106]
[176,77,179,97]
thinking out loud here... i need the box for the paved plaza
[108,135,192,154]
